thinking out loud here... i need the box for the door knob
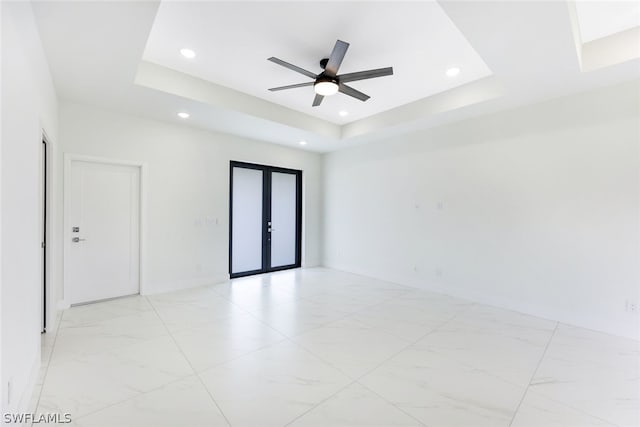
[72,237,87,243]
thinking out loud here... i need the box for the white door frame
[63,154,147,307]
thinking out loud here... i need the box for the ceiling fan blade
[338,67,393,83]
[324,40,349,77]
[268,57,317,79]
[339,83,370,102]
[268,82,314,91]
[312,93,324,107]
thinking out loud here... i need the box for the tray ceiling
[142,1,493,125]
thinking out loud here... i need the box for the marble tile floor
[31,268,639,427]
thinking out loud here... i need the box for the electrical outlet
[626,300,638,314]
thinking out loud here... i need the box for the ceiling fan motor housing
[315,74,338,85]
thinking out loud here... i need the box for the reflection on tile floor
[34,268,639,426]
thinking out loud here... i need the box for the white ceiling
[575,1,640,43]
[142,1,492,125]
[31,1,640,153]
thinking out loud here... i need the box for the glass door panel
[230,167,264,275]
[269,172,298,268]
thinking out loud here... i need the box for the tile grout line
[31,308,65,426]
[58,302,157,330]
[51,286,288,423]
[46,292,472,426]
[283,305,472,427]
[410,325,565,393]
[43,300,200,424]
[207,283,360,341]
[211,275,442,345]
[515,390,621,427]
[509,326,623,427]
[353,306,476,427]
[206,284,326,341]
[508,321,559,427]
[55,308,170,356]
[380,301,573,395]
[144,295,234,427]
[145,286,336,426]
[32,274,632,426]
[43,290,571,427]
[213,270,415,308]
[41,272,626,427]
[69,374,202,423]
[199,277,455,396]
[146,285,344,377]
[156,281,409,426]
[280,376,361,426]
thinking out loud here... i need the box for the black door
[229,161,302,278]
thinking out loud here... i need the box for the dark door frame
[229,161,302,279]
[41,136,48,333]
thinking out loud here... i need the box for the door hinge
[41,242,46,249]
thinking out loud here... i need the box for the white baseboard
[321,263,639,341]
[58,274,231,306]
[8,352,41,426]
[143,274,230,296]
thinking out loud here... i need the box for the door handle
[72,237,87,243]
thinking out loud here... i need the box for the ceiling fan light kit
[268,39,393,107]
[314,77,339,96]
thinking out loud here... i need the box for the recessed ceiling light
[180,48,196,59]
[339,111,348,117]
[446,67,460,77]
[177,112,190,119]
[299,140,307,146]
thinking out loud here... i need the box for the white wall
[1,1,58,415]
[57,102,323,301]
[323,80,640,340]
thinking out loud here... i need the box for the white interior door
[66,160,140,305]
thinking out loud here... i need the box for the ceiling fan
[267,39,393,107]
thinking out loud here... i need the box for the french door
[229,161,302,278]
